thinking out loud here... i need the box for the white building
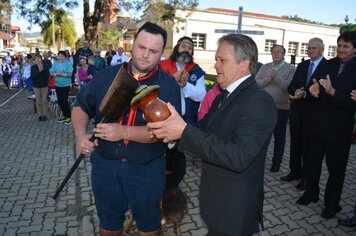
[156,8,340,74]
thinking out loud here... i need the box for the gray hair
[218,34,258,73]
[308,37,324,49]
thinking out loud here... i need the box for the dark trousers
[289,107,307,177]
[55,86,71,118]
[2,74,10,88]
[165,149,186,189]
[271,109,289,167]
[305,135,351,210]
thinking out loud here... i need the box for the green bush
[205,74,216,90]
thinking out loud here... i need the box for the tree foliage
[97,24,122,51]
[15,0,78,28]
[281,14,338,26]
[14,0,199,46]
[120,0,198,31]
[0,0,11,21]
[41,10,77,50]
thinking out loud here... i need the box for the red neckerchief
[159,56,196,75]
[117,62,158,146]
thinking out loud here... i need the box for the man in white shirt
[110,47,129,66]
[159,36,206,189]
[159,36,206,125]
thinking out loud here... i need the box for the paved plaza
[0,84,355,236]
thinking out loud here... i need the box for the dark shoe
[321,205,342,219]
[296,179,306,191]
[270,164,280,173]
[281,173,301,182]
[38,116,43,121]
[339,216,356,227]
[42,116,47,121]
[296,195,318,205]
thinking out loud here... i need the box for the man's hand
[351,90,356,102]
[93,123,127,142]
[319,74,335,96]
[289,87,305,100]
[266,67,276,80]
[173,69,188,87]
[309,79,320,98]
[76,133,95,156]
[147,103,187,143]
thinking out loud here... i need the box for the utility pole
[237,6,243,33]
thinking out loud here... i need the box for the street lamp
[339,15,355,33]
[345,15,349,24]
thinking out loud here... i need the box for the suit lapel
[206,76,255,129]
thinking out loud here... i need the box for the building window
[300,43,308,55]
[265,39,276,52]
[192,33,206,49]
[288,42,298,55]
[328,46,336,57]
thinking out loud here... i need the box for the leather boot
[135,227,161,236]
[99,227,124,236]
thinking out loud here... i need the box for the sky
[11,0,356,33]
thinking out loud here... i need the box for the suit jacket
[178,76,277,235]
[312,57,356,140]
[288,58,328,121]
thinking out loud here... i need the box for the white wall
[172,9,340,75]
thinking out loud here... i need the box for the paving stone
[180,222,198,233]
[17,225,42,234]
[280,215,299,230]
[287,228,309,236]
[6,220,31,228]
[67,227,80,236]
[21,208,33,220]
[2,228,18,236]
[1,86,356,235]
[0,215,21,224]
[54,222,67,235]
[34,206,56,214]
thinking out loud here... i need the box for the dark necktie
[338,63,345,76]
[306,62,314,86]
[219,89,229,107]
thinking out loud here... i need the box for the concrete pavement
[0,84,355,235]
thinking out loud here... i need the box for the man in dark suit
[339,88,356,227]
[305,31,356,219]
[148,34,277,235]
[282,38,328,192]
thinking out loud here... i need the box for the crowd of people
[71,23,356,235]
[1,21,355,235]
[0,41,133,124]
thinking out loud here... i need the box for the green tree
[15,0,198,46]
[124,0,198,32]
[97,25,121,50]
[15,0,78,26]
[0,0,11,21]
[41,9,77,50]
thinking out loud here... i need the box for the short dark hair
[337,31,356,48]
[58,50,67,58]
[34,53,42,59]
[135,22,167,50]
